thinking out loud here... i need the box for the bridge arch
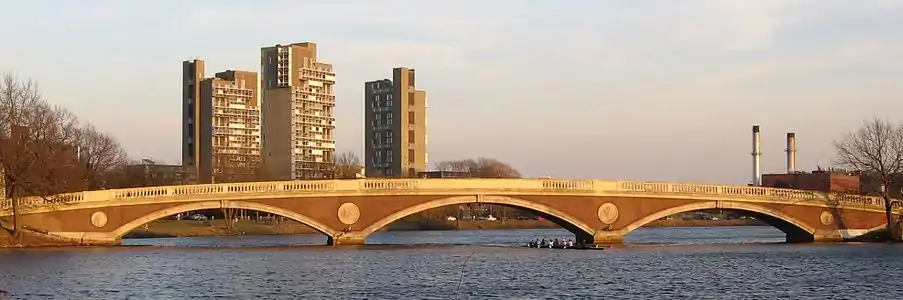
[619,201,816,239]
[358,195,595,238]
[110,201,340,239]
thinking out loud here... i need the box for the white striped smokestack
[786,133,797,173]
[752,125,762,186]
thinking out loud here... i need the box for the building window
[385,131,393,144]
[374,132,382,146]
[408,111,415,124]
[387,113,393,125]
[373,151,382,164]
[409,149,416,164]
[387,98,393,107]
[387,151,393,163]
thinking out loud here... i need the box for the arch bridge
[1,179,900,246]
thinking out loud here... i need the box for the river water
[1,226,901,299]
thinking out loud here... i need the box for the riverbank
[0,225,76,248]
[123,218,767,239]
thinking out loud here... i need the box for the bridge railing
[616,180,900,211]
[0,178,899,212]
[616,180,824,200]
[0,191,86,211]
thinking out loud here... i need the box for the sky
[1,0,902,185]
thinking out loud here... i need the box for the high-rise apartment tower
[364,67,428,178]
[182,59,262,184]
[260,42,337,180]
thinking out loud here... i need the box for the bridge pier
[592,231,625,245]
[810,230,844,243]
[327,232,366,246]
[784,230,844,243]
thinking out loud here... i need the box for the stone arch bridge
[1,179,900,246]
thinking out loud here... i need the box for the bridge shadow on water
[103,203,873,250]
[110,226,809,250]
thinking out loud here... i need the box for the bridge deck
[1,179,900,215]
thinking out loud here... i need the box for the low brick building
[762,169,860,194]
[110,159,185,188]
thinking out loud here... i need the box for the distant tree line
[330,152,534,221]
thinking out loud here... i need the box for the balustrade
[283,181,335,192]
[0,178,896,212]
[542,180,594,191]
[893,201,903,210]
[362,180,418,190]
[834,194,882,207]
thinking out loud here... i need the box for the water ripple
[0,227,902,299]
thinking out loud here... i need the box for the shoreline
[122,219,767,239]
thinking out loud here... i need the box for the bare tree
[834,117,903,242]
[102,164,145,188]
[103,159,184,189]
[435,157,522,178]
[433,157,523,221]
[75,123,129,189]
[19,104,84,194]
[0,73,131,240]
[434,160,470,173]
[334,151,363,179]
[0,74,82,237]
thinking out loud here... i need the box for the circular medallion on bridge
[820,211,834,226]
[337,202,361,225]
[90,211,108,228]
[597,203,619,225]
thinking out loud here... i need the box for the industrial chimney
[752,125,762,186]
[786,133,797,173]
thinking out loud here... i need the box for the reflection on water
[1,226,901,299]
[118,226,787,248]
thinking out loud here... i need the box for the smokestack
[752,125,762,186]
[786,133,797,173]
